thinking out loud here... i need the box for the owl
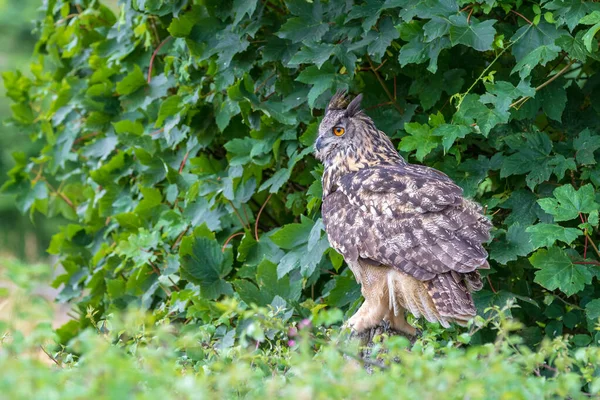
[315,91,492,335]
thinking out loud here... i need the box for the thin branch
[457,25,532,110]
[510,9,533,25]
[487,276,497,294]
[255,193,272,241]
[586,233,600,260]
[222,232,245,252]
[39,346,62,368]
[74,131,100,145]
[171,226,189,250]
[366,55,404,115]
[45,181,77,212]
[254,71,277,94]
[467,7,474,24]
[574,261,600,266]
[147,36,173,83]
[228,200,250,230]
[178,151,189,174]
[510,60,576,108]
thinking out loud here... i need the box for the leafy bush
[1,261,599,399]
[4,0,600,365]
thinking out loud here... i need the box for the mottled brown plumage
[315,91,492,335]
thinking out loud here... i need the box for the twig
[178,151,189,174]
[366,55,404,115]
[586,233,600,259]
[509,9,533,25]
[241,204,251,227]
[509,60,576,108]
[574,261,600,266]
[457,25,532,110]
[467,7,474,24]
[222,232,245,252]
[255,193,272,241]
[55,13,79,25]
[74,131,100,145]
[228,200,250,230]
[168,277,181,291]
[171,226,189,250]
[254,71,277,94]
[147,36,173,83]
[45,182,77,212]
[487,276,497,294]
[39,346,62,368]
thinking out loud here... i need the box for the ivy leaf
[510,22,564,63]
[179,236,233,300]
[540,80,567,122]
[538,184,600,222]
[270,217,313,249]
[481,80,535,113]
[233,0,258,25]
[525,223,582,249]
[399,122,441,161]
[582,22,600,53]
[233,259,302,306]
[530,246,593,296]
[259,168,291,193]
[544,0,600,31]
[500,189,548,226]
[556,32,593,62]
[573,128,600,165]
[511,44,561,79]
[585,298,600,322]
[277,0,329,43]
[366,17,400,62]
[457,94,509,136]
[448,15,497,51]
[431,124,471,152]
[489,223,534,264]
[398,32,451,74]
[288,42,335,68]
[116,65,147,95]
[296,63,349,108]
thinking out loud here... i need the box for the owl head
[314,90,365,162]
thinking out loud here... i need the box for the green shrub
[3,0,600,379]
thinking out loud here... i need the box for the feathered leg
[346,298,387,333]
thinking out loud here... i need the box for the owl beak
[315,137,323,151]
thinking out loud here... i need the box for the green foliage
[5,0,600,375]
[2,262,600,400]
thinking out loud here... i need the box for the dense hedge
[4,0,600,352]
[2,258,600,399]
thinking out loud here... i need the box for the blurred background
[0,0,57,261]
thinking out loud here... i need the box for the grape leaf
[525,223,582,249]
[530,246,593,296]
[489,223,534,264]
[538,184,600,222]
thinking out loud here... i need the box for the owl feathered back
[319,92,492,326]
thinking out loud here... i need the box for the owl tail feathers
[426,272,479,327]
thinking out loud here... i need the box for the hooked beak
[315,137,323,151]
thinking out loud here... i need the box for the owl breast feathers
[316,91,492,335]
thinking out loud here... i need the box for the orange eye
[333,126,345,136]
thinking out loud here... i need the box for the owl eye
[332,126,345,136]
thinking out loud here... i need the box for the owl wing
[322,164,492,282]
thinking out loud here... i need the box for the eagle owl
[315,91,492,335]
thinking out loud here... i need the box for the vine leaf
[530,246,593,297]
[538,184,600,222]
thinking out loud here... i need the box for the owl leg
[384,308,417,336]
[345,297,388,333]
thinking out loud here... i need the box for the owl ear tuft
[326,89,348,113]
[345,94,363,117]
